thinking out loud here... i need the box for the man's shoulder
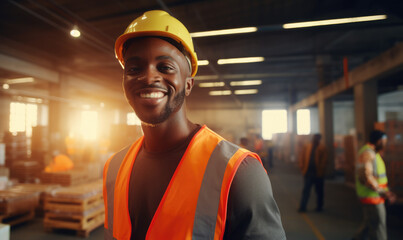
[358,147,375,164]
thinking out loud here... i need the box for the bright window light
[217,57,264,65]
[209,90,231,96]
[81,110,98,140]
[190,27,257,38]
[262,109,288,140]
[199,82,225,88]
[283,15,387,29]
[9,102,26,133]
[198,60,209,66]
[127,112,141,125]
[9,102,37,137]
[234,89,258,95]
[297,109,311,135]
[230,80,262,86]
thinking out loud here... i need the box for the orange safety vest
[103,126,261,240]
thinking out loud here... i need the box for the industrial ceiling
[1,0,403,110]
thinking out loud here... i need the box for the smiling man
[103,10,286,240]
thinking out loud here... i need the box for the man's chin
[141,121,160,128]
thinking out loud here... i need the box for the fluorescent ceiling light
[283,15,387,29]
[195,75,219,81]
[209,90,231,96]
[230,80,262,86]
[191,27,257,38]
[198,60,209,66]
[234,89,258,95]
[5,77,34,84]
[217,57,264,65]
[199,82,225,88]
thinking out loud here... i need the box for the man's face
[375,137,387,152]
[122,37,193,125]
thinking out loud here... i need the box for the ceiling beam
[289,42,403,111]
[0,53,59,83]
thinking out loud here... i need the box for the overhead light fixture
[283,14,387,29]
[2,84,9,89]
[217,57,264,65]
[198,60,209,66]
[4,77,34,84]
[195,75,219,81]
[230,80,262,86]
[209,90,231,96]
[190,27,257,38]
[199,82,225,88]
[70,25,81,38]
[234,89,258,95]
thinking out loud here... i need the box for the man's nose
[140,66,162,83]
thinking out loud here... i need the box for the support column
[48,74,69,153]
[288,85,297,163]
[354,80,378,148]
[318,99,335,177]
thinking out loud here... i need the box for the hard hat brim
[115,31,198,77]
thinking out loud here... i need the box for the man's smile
[139,91,165,99]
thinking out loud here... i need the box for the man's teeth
[140,92,164,98]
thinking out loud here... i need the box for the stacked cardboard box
[384,120,403,198]
[10,160,42,183]
[7,183,60,216]
[0,190,39,226]
[343,135,357,184]
[3,132,27,168]
[43,180,104,237]
[31,126,49,171]
[0,168,9,191]
[41,170,89,186]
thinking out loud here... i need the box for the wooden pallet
[0,210,34,226]
[44,206,104,237]
[44,193,103,213]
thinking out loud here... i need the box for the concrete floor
[9,159,403,240]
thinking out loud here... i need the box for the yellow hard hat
[115,10,198,77]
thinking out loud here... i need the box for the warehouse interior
[1,0,403,239]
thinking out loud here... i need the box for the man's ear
[185,77,194,96]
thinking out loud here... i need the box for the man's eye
[126,66,141,73]
[158,65,176,72]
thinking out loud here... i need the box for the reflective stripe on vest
[104,145,132,240]
[103,126,260,240]
[355,144,388,204]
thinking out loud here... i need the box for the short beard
[375,143,383,152]
[141,88,186,127]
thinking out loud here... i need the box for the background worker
[353,130,396,240]
[103,10,286,240]
[298,133,327,212]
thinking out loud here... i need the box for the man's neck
[366,143,376,151]
[141,117,197,153]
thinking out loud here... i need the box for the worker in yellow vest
[353,130,396,240]
[103,10,285,240]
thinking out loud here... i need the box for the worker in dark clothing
[103,10,286,240]
[298,134,327,212]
